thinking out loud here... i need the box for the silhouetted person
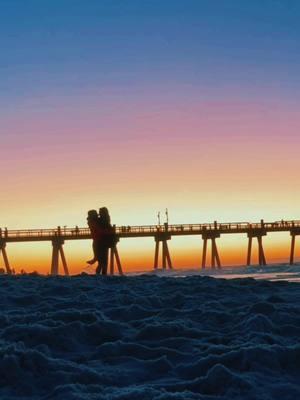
[87,210,101,269]
[87,207,114,275]
[96,207,114,275]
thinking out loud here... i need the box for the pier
[0,219,300,275]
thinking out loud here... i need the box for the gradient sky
[1,0,300,273]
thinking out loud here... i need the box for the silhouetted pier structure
[1,219,300,275]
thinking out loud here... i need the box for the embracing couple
[87,207,115,275]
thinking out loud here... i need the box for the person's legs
[87,240,98,265]
[95,245,106,275]
[98,246,109,275]
[95,262,102,274]
[94,241,103,274]
[103,246,110,275]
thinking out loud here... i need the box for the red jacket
[87,219,100,240]
[88,219,111,241]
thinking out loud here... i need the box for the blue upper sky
[1,0,300,107]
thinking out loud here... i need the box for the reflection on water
[132,264,300,282]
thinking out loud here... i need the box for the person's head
[99,207,111,224]
[87,209,98,220]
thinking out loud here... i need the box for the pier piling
[0,240,11,274]
[202,233,221,269]
[154,234,173,269]
[109,239,123,275]
[51,238,69,276]
[289,228,300,265]
[246,230,267,266]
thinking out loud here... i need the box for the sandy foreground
[0,273,300,399]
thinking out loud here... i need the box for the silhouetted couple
[87,207,115,275]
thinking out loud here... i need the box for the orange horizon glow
[2,231,298,275]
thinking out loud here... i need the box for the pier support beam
[246,230,267,266]
[290,235,296,265]
[246,236,252,266]
[154,234,173,270]
[109,239,123,275]
[289,228,300,265]
[201,233,221,269]
[0,240,11,274]
[51,238,69,276]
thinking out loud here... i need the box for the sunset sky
[1,0,300,273]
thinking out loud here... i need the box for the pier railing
[2,220,300,240]
[1,219,300,275]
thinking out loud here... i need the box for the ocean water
[137,263,300,283]
[0,270,300,399]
